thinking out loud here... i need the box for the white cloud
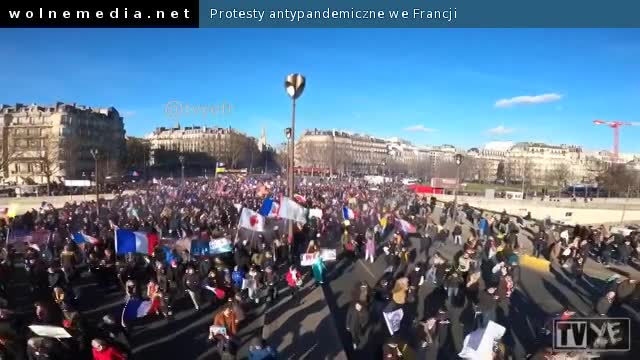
[494,93,562,108]
[486,125,515,135]
[403,124,436,133]
[122,110,137,117]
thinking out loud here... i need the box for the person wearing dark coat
[346,302,368,350]
[183,267,201,310]
[47,267,66,290]
[477,287,498,328]
[615,279,637,302]
[166,260,184,295]
[595,291,616,316]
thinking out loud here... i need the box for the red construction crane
[593,119,640,162]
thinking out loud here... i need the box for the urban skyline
[2,29,640,151]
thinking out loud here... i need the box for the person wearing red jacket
[285,265,302,303]
[91,338,127,360]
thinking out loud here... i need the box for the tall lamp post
[179,155,185,184]
[90,149,99,216]
[284,73,306,242]
[453,153,464,213]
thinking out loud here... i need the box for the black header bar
[0,0,199,27]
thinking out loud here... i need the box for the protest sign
[210,237,233,255]
[28,325,72,339]
[210,325,227,337]
[319,248,337,262]
[300,253,317,266]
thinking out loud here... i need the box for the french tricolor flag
[396,219,417,234]
[115,229,159,255]
[259,198,280,218]
[122,297,160,321]
[72,232,101,245]
[343,207,355,220]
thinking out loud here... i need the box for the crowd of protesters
[0,174,638,360]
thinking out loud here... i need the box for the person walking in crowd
[346,301,368,351]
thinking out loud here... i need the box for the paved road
[322,205,640,359]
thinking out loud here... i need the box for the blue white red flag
[396,219,416,233]
[258,198,280,218]
[115,229,159,255]
[342,207,355,220]
[122,298,156,321]
[72,232,100,245]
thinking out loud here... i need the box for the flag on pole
[239,208,265,232]
[259,198,280,218]
[396,219,416,233]
[121,297,159,321]
[72,232,101,245]
[279,196,307,224]
[383,308,404,335]
[115,229,159,255]
[342,207,355,220]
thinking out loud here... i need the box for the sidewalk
[262,281,347,360]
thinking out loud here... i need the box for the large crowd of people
[0,174,638,360]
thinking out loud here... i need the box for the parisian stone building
[0,102,126,185]
[146,125,259,169]
[295,128,637,184]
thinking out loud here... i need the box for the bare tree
[598,164,635,197]
[125,137,151,171]
[224,132,252,169]
[39,130,74,195]
[476,158,494,183]
[275,143,289,173]
[547,163,572,197]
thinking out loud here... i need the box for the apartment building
[146,125,258,169]
[0,102,126,185]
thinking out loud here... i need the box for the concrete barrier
[437,194,640,225]
[0,192,128,215]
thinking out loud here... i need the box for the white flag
[239,208,265,232]
[383,308,404,335]
[278,196,307,224]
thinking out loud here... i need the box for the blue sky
[1,29,639,151]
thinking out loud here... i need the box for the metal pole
[521,165,525,197]
[621,185,630,224]
[95,155,99,216]
[453,164,460,211]
[288,99,296,242]
[181,164,185,184]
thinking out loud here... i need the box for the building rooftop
[0,102,121,118]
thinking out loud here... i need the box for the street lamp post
[453,153,464,215]
[179,155,185,184]
[284,73,306,243]
[82,171,87,200]
[90,149,99,216]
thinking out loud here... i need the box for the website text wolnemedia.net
[7,7,191,22]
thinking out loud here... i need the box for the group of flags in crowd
[5,191,418,257]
